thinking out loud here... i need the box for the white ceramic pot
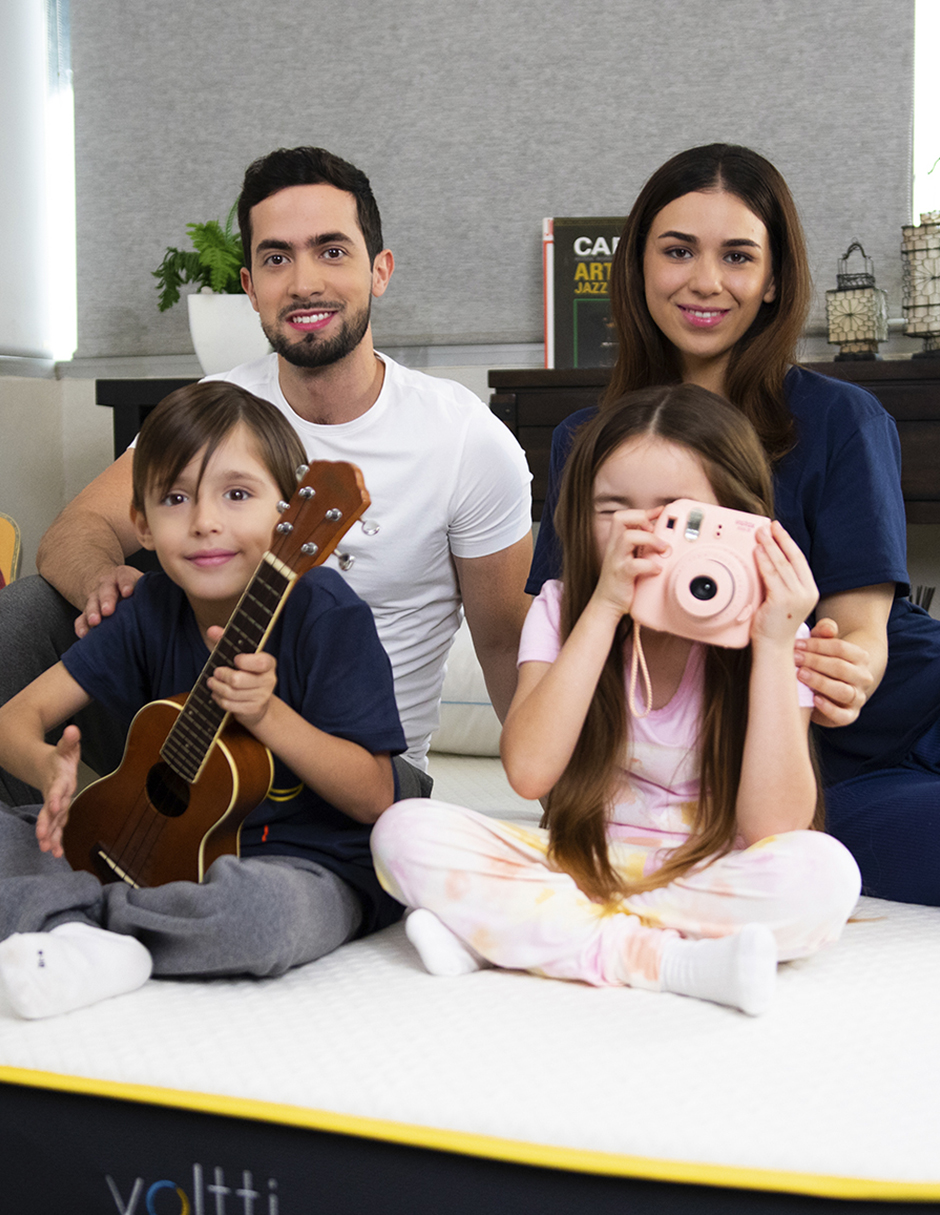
[187,291,271,375]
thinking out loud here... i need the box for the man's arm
[37,450,143,633]
[453,533,533,723]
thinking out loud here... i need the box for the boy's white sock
[0,922,152,1019]
[405,908,490,977]
[659,923,777,1016]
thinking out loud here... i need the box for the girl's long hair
[605,143,812,463]
[547,384,823,903]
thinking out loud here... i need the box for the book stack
[543,216,625,369]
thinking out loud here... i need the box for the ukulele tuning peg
[361,519,380,536]
[325,508,343,522]
[337,553,355,571]
[299,486,316,500]
[295,463,310,481]
[276,522,294,535]
[301,542,319,556]
[277,500,290,513]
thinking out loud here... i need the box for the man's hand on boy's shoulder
[74,565,144,638]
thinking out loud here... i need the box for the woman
[529,143,940,906]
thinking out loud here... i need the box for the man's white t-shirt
[203,352,532,767]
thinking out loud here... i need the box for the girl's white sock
[659,923,777,1016]
[0,922,152,1019]
[405,908,490,977]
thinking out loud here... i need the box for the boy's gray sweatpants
[0,804,362,977]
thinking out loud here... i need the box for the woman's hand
[792,585,893,729]
[591,508,667,619]
[751,521,819,645]
[794,618,874,728]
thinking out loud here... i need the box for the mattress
[2,755,938,1211]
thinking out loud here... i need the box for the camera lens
[689,575,718,601]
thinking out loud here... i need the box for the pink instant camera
[630,499,769,648]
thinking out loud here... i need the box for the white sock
[405,908,489,977]
[0,922,152,1019]
[659,923,777,1016]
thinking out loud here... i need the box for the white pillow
[430,618,502,756]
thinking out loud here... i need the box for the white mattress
[1,755,938,1202]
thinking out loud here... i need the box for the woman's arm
[735,523,820,844]
[794,584,894,728]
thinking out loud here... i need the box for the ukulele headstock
[270,461,370,577]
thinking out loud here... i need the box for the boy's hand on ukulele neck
[36,724,82,857]
[205,627,278,732]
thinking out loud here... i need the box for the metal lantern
[825,241,888,360]
[901,211,940,357]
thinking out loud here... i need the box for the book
[543,216,625,369]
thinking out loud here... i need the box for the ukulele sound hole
[146,764,191,818]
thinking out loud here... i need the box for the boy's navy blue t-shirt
[527,366,940,784]
[62,567,407,932]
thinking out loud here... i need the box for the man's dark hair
[238,146,384,269]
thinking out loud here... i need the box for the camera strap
[627,618,653,719]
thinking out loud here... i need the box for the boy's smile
[133,423,284,640]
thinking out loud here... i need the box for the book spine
[542,217,554,369]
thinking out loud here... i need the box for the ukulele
[61,460,371,889]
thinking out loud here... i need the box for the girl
[372,386,861,1016]
[529,143,940,907]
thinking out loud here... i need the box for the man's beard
[263,300,371,369]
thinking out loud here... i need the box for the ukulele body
[62,695,274,888]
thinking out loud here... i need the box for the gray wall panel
[72,0,914,358]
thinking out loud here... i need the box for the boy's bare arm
[0,665,93,853]
[37,451,143,631]
[207,650,396,823]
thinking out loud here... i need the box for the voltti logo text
[106,1165,279,1214]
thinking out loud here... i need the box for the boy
[0,381,406,1018]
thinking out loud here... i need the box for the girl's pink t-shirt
[517,580,813,847]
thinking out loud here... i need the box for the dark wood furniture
[96,379,198,458]
[488,361,940,524]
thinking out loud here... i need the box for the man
[0,147,532,800]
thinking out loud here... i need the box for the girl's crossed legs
[372,800,860,1005]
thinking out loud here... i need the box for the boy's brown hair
[132,381,306,513]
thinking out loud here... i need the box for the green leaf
[153,201,246,310]
[187,220,244,295]
[151,247,209,312]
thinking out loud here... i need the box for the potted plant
[152,203,270,374]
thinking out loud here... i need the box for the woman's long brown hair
[605,143,813,464]
[545,384,823,903]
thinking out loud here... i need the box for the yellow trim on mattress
[0,1064,937,1203]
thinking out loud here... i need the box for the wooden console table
[488,362,940,524]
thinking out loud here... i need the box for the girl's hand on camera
[752,521,818,644]
[592,508,667,619]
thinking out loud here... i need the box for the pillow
[430,618,502,756]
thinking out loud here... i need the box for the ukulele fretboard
[161,556,294,784]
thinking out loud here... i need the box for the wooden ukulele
[61,460,370,889]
